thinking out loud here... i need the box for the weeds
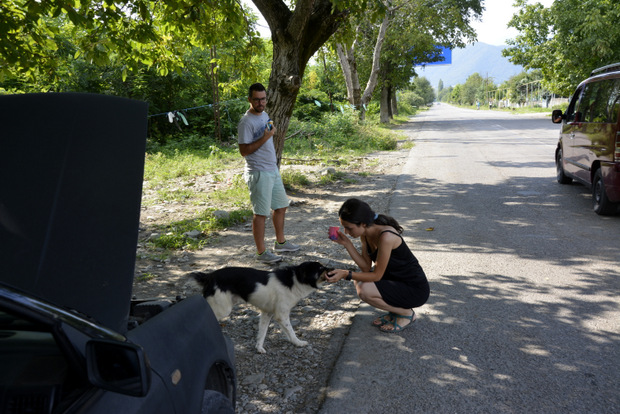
[149,208,252,250]
[136,273,158,282]
[203,174,249,207]
[284,112,399,159]
[318,170,346,185]
[281,170,311,190]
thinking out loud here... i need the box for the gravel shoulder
[131,132,414,413]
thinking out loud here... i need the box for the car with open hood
[0,93,236,413]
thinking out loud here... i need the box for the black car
[0,93,236,413]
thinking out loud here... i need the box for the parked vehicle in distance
[552,63,620,215]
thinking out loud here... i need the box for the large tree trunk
[320,49,335,112]
[380,83,391,123]
[391,92,398,116]
[210,45,221,142]
[336,10,391,121]
[336,42,361,109]
[359,11,390,121]
[253,0,347,165]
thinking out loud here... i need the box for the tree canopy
[332,0,482,121]
[503,0,620,96]
[0,0,254,81]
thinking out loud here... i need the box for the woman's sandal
[371,312,396,327]
[379,310,416,333]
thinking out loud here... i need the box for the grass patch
[453,103,553,115]
[136,273,158,282]
[138,251,172,262]
[149,208,252,250]
[203,174,250,207]
[318,170,346,185]
[144,143,243,184]
[281,170,311,190]
[156,187,195,202]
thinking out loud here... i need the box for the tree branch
[362,9,391,105]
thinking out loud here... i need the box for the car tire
[204,362,236,412]
[592,169,617,215]
[556,148,572,184]
[202,390,234,414]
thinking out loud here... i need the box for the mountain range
[415,42,524,90]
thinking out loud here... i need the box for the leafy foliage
[0,0,254,81]
[439,68,550,110]
[504,0,620,96]
[382,0,482,90]
[284,111,398,157]
[460,73,485,105]
[400,91,425,108]
[411,77,435,104]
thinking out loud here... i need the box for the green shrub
[364,101,380,116]
[281,170,310,189]
[283,112,398,157]
[293,101,326,121]
[397,101,416,116]
[552,102,569,112]
[400,90,425,108]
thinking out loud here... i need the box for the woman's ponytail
[374,213,403,234]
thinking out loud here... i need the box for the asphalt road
[318,104,620,413]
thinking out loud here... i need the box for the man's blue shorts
[244,170,289,216]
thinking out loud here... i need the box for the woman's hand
[326,269,348,283]
[330,230,349,246]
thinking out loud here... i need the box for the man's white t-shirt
[237,110,277,172]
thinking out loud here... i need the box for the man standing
[238,83,300,263]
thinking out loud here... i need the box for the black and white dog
[189,261,332,354]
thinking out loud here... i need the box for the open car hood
[0,93,147,333]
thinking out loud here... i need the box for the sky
[246,1,555,46]
[471,0,554,45]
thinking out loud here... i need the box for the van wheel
[556,149,572,184]
[202,391,234,414]
[593,169,617,215]
[203,362,236,413]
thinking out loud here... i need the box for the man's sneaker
[274,240,300,252]
[256,250,283,264]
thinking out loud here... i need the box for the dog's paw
[256,346,267,354]
[293,340,309,347]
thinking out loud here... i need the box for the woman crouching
[327,198,429,333]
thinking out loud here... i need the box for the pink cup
[328,226,339,240]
